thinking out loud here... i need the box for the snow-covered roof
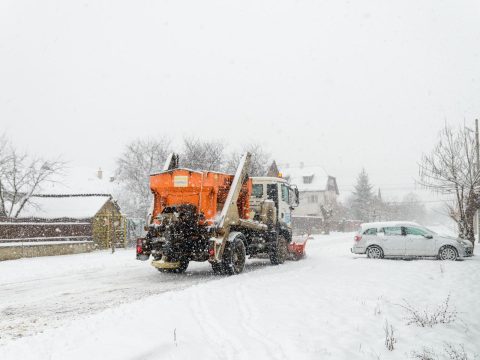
[20,195,112,219]
[281,166,339,194]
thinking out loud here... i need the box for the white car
[351,221,474,260]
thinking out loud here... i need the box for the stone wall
[0,220,92,242]
[0,241,95,261]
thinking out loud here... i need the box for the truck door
[279,184,292,229]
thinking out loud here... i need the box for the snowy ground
[1,231,479,359]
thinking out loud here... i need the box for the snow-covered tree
[351,168,374,222]
[399,193,426,223]
[115,138,171,218]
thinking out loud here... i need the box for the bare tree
[180,137,225,171]
[0,137,64,218]
[225,143,270,176]
[419,125,480,246]
[115,138,171,218]
[0,135,10,216]
[399,193,426,223]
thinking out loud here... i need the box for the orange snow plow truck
[136,152,305,275]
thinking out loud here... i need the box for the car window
[363,228,377,235]
[405,227,427,236]
[420,226,437,235]
[382,227,402,236]
[252,184,264,198]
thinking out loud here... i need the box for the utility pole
[476,119,480,243]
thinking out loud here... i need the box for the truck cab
[249,177,299,237]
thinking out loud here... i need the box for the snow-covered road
[0,247,271,344]
[1,232,480,359]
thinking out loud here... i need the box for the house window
[307,195,318,203]
[303,175,314,184]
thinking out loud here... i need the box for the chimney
[300,162,304,169]
[97,167,103,180]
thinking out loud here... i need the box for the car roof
[360,221,421,229]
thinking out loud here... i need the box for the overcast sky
[1,0,479,202]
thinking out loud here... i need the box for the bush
[399,294,456,328]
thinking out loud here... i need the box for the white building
[282,164,339,217]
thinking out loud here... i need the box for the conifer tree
[352,168,374,222]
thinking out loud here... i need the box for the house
[281,164,339,234]
[282,164,339,216]
[0,166,131,261]
[25,194,126,247]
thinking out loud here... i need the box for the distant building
[282,164,339,217]
[281,164,339,234]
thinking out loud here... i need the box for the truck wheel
[222,236,246,275]
[173,259,189,273]
[211,262,225,275]
[270,235,288,265]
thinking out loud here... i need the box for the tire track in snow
[235,283,288,360]
[189,288,244,360]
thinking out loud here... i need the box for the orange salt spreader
[136,152,304,275]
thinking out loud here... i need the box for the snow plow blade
[288,235,312,260]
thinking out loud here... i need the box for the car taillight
[136,239,143,254]
[354,235,362,242]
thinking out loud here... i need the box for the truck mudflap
[288,234,312,260]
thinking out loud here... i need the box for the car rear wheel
[366,246,384,259]
[439,246,458,261]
